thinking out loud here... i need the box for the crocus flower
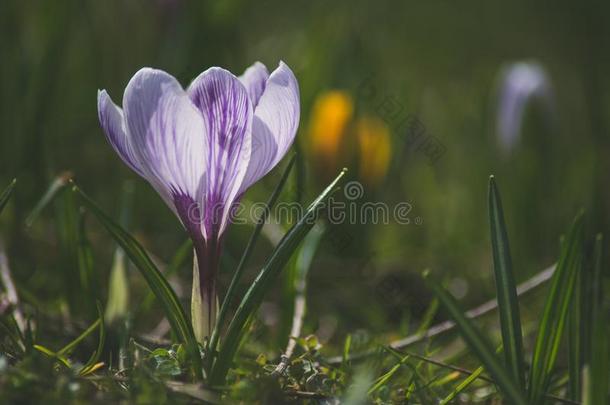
[356,116,391,187]
[308,90,353,179]
[97,61,299,341]
[496,61,555,153]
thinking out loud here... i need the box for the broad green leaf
[208,155,296,360]
[209,168,347,385]
[423,271,528,405]
[528,212,584,404]
[0,179,16,216]
[488,176,525,389]
[72,184,202,379]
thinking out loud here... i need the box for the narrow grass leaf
[368,354,410,394]
[583,234,608,405]
[140,239,193,314]
[57,319,101,356]
[440,346,502,405]
[0,179,16,216]
[439,364,485,404]
[488,176,525,389]
[77,210,99,314]
[568,271,582,400]
[33,344,71,368]
[423,270,527,405]
[106,180,134,323]
[208,155,296,360]
[25,172,71,226]
[79,303,106,375]
[72,184,202,379]
[528,212,584,404]
[209,168,347,385]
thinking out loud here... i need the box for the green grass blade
[568,270,582,400]
[440,346,502,405]
[368,354,410,395]
[25,172,71,226]
[77,210,99,315]
[33,344,71,368]
[528,212,584,404]
[105,248,129,324]
[79,303,106,375]
[72,184,202,379]
[57,319,101,356]
[105,181,133,324]
[423,271,528,405]
[583,234,608,405]
[488,176,525,389]
[209,168,348,385]
[439,363,485,404]
[0,179,16,216]
[208,155,296,359]
[140,239,193,315]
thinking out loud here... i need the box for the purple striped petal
[187,67,253,238]
[239,61,269,107]
[122,68,208,235]
[238,61,300,194]
[97,90,143,176]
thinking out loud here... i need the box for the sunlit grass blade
[583,234,608,405]
[208,155,296,360]
[72,184,202,379]
[423,270,528,405]
[106,181,134,324]
[25,172,71,226]
[209,168,348,385]
[528,212,584,404]
[368,353,410,395]
[33,344,71,368]
[439,363,485,404]
[439,346,502,405]
[0,179,17,216]
[488,176,525,389]
[57,319,101,356]
[105,248,129,324]
[79,302,106,375]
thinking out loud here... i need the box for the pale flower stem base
[191,252,218,345]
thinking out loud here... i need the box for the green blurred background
[1,0,609,347]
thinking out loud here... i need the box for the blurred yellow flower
[356,116,391,187]
[307,91,354,175]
